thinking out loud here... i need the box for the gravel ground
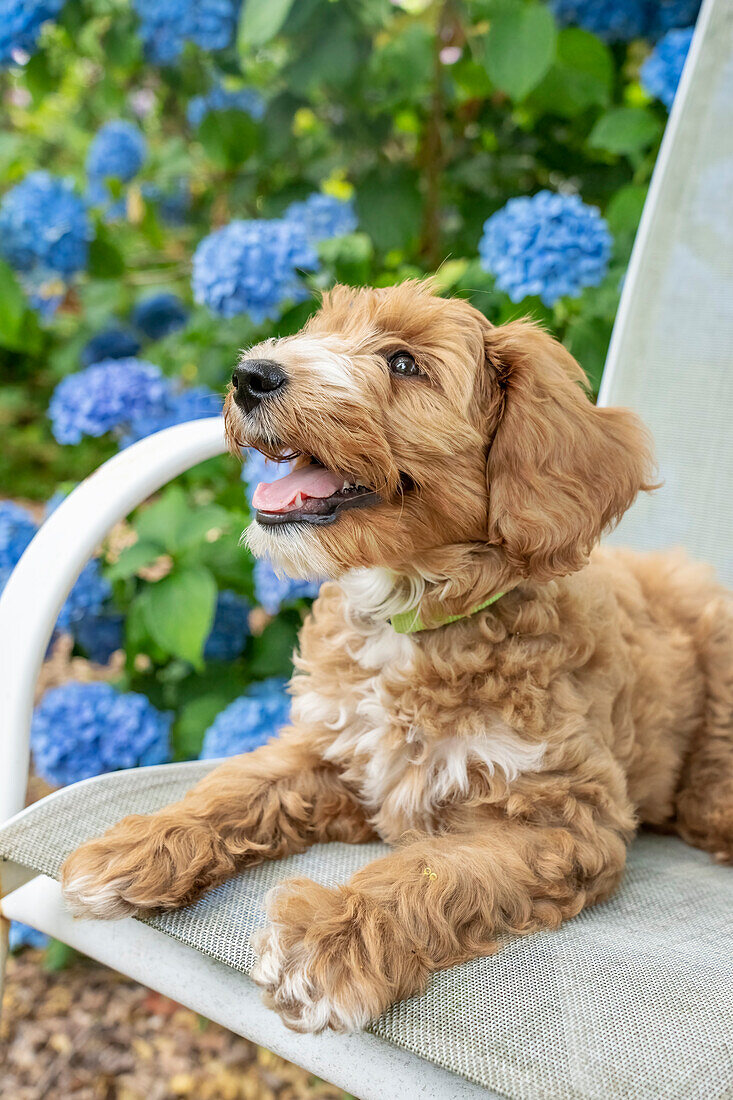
[0,949,352,1100]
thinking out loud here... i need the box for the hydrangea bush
[200,677,290,758]
[86,121,147,183]
[192,219,319,321]
[133,0,239,63]
[479,191,612,306]
[49,358,172,443]
[0,0,65,67]
[0,0,696,792]
[0,172,92,313]
[31,682,171,786]
[187,83,265,128]
[641,27,694,108]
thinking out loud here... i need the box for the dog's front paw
[250,878,399,1033]
[62,830,148,919]
[61,813,232,919]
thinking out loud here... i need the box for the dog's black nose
[232,359,288,413]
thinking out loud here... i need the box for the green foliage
[483,2,557,102]
[1,0,672,750]
[238,0,296,48]
[531,29,612,116]
[43,939,79,971]
[589,107,663,155]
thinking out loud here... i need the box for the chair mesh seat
[1,761,732,1099]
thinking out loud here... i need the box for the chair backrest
[598,0,733,587]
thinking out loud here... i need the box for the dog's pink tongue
[252,465,344,512]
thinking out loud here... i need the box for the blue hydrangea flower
[203,590,250,661]
[132,292,189,341]
[0,502,113,642]
[31,682,171,786]
[253,558,322,615]
[550,0,700,41]
[133,0,238,64]
[0,501,37,593]
[0,172,91,280]
[85,178,128,223]
[44,488,71,517]
[200,677,290,759]
[86,121,147,183]
[71,608,125,664]
[56,559,112,633]
[187,85,265,128]
[192,219,319,322]
[649,0,700,37]
[641,26,693,108]
[0,0,65,67]
[81,327,141,368]
[23,271,67,318]
[9,922,48,951]
[478,190,611,307]
[284,194,358,244]
[120,386,222,447]
[141,182,191,226]
[549,0,648,41]
[49,358,171,444]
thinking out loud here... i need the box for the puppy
[62,281,733,1033]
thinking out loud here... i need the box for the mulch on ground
[1,948,351,1100]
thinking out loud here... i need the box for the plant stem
[420,2,447,269]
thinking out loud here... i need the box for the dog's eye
[389,351,421,377]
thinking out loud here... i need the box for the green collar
[390,591,505,634]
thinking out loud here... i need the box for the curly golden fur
[62,281,733,1034]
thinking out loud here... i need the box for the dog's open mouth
[252,458,381,527]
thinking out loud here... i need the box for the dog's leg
[252,814,628,1032]
[675,596,733,864]
[61,735,374,919]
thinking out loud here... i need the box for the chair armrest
[0,417,227,824]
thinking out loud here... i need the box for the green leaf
[197,109,260,171]
[356,167,422,253]
[172,689,243,760]
[605,184,648,236]
[103,14,143,66]
[24,50,56,102]
[88,228,125,279]
[318,233,374,286]
[589,107,662,155]
[174,504,231,551]
[125,596,169,668]
[286,15,361,93]
[247,612,300,680]
[531,28,612,116]
[142,565,217,669]
[484,2,557,102]
[107,539,165,581]
[133,487,190,554]
[43,939,78,972]
[0,260,28,349]
[198,529,253,592]
[238,0,295,48]
[564,315,613,396]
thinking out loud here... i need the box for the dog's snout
[232,359,288,413]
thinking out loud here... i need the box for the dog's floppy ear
[484,320,656,582]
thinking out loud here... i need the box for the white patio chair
[1,0,732,1095]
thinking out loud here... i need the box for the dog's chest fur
[290,582,546,841]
